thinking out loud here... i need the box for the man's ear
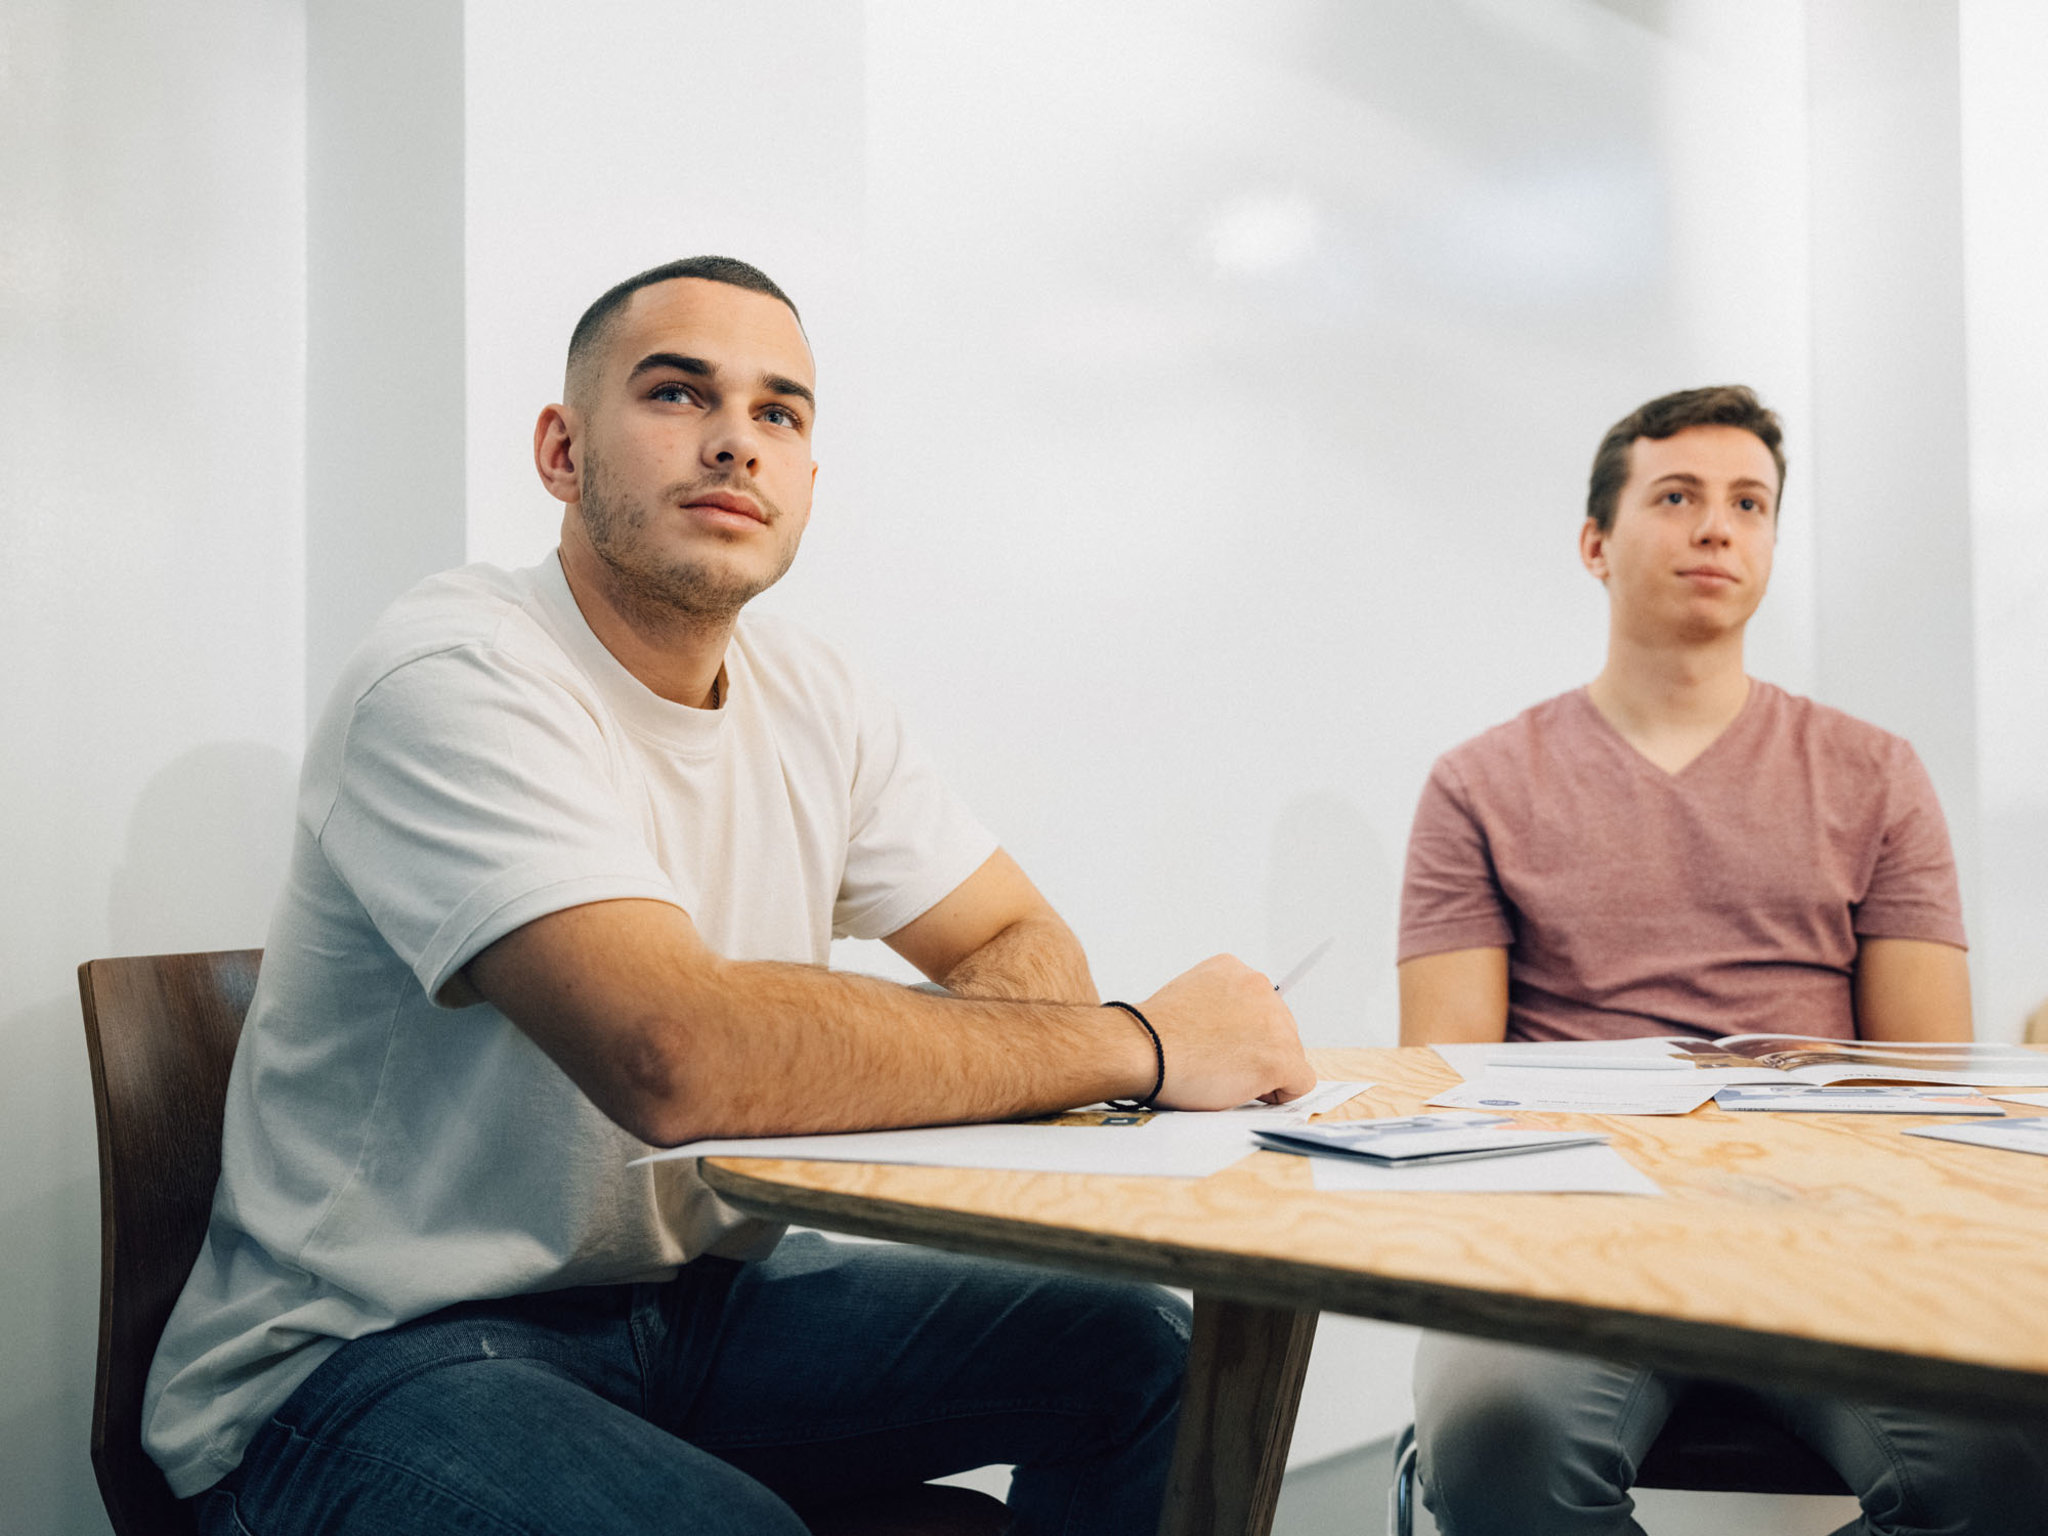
[534,404,582,506]
[1579,518,1610,582]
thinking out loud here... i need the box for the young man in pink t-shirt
[1396,386,2043,1535]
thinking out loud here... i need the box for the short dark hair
[1586,385,1786,533]
[565,256,800,404]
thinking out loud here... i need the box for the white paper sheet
[1433,1041,1791,1091]
[1200,1079,1376,1123]
[1990,1092,2048,1109]
[630,1082,1375,1179]
[1434,1039,1697,1079]
[1429,1071,1717,1116]
[1307,1141,1664,1195]
[1905,1118,2048,1157]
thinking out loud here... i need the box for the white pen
[1273,936,1335,996]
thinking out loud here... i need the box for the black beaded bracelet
[1102,1000,1166,1111]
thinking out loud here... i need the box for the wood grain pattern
[702,1047,2048,1416]
[1158,1299,1317,1536]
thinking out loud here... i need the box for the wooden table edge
[701,1156,2048,1418]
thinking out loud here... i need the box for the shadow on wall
[1266,791,1395,1049]
[107,741,297,957]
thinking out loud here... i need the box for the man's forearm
[470,900,1311,1148]
[937,911,1099,1004]
[679,958,1132,1142]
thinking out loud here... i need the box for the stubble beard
[578,447,799,625]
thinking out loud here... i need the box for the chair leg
[1388,1424,1418,1536]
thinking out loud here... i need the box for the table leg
[1157,1295,1319,1536]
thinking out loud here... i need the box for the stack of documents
[1713,1085,2002,1114]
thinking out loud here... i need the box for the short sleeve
[1397,756,1516,962]
[1852,740,1967,948]
[831,676,997,942]
[317,647,686,1000]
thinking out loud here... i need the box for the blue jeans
[195,1233,1191,1536]
[1414,1333,2048,1536]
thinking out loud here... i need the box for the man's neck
[1585,632,1751,775]
[556,542,732,710]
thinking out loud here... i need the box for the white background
[4,2,2044,1531]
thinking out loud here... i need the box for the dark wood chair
[1389,1379,1850,1534]
[78,949,1009,1536]
[80,949,261,1536]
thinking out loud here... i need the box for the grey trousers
[1413,1333,2048,1536]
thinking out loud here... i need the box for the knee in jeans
[1873,1418,2048,1531]
[1420,1377,1605,1508]
[1042,1279,1190,1417]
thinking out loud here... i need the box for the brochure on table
[1253,1112,1607,1165]
[631,1080,1375,1179]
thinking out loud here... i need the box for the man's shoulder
[334,561,564,700]
[306,561,595,773]
[1749,681,1915,774]
[1432,688,1592,786]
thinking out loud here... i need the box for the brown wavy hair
[1586,385,1785,533]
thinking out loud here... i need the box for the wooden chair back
[78,949,261,1536]
[75,949,1008,1536]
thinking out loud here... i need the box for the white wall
[0,3,307,1530]
[1807,0,1982,978]
[1962,0,2048,1040]
[4,3,2044,1530]
[306,0,468,709]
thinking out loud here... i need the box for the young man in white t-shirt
[147,257,1315,1536]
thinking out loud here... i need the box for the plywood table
[700,1046,2048,1536]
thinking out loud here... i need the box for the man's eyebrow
[1647,472,1705,487]
[626,352,814,409]
[628,352,712,381]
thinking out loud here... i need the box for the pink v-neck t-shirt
[1398,682,1965,1043]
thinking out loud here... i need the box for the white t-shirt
[144,555,997,1498]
